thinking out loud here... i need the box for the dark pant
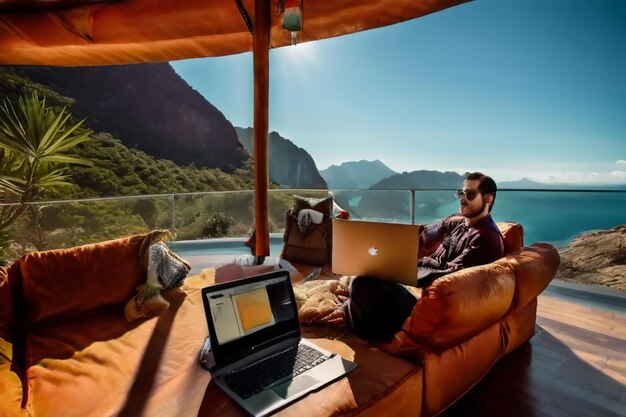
[343,276,418,342]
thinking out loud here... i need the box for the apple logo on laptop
[368,246,378,256]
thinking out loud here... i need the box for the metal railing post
[171,194,176,236]
[410,189,416,225]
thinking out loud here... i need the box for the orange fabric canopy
[0,0,469,66]
[0,0,470,257]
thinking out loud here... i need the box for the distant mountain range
[324,166,625,191]
[235,127,327,188]
[320,160,397,189]
[370,170,465,190]
[499,177,626,190]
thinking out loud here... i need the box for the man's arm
[420,215,464,249]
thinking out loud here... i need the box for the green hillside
[0,67,254,201]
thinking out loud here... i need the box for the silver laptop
[332,219,421,285]
[200,270,356,416]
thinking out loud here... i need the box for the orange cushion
[497,222,524,255]
[18,234,150,326]
[25,287,208,417]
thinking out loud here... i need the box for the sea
[336,190,626,248]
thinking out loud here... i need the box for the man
[343,172,505,342]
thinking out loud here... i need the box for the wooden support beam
[253,0,270,257]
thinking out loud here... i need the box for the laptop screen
[201,270,300,369]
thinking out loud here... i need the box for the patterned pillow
[292,195,333,215]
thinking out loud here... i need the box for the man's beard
[461,199,489,219]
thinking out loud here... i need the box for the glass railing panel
[171,189,331,241]
[3,188,625,270]
[268,189,331,232]
[4,195,175,258]
[331,189,413,223]
[173,191,255,240]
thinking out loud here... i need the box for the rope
[235,0,254,36]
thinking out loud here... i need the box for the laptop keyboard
[224,344,328,399]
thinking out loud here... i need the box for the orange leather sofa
[0,224,559,417]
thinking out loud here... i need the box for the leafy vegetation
[63,132,255,199]
[202,212,235,238]
[0,91,92,261]
[0,91,92,217]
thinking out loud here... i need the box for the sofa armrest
[398,262,516,352]
[500,243,560,310]
[381,243,559,360]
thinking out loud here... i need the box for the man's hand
[419,256,440,269]
[336,209,350,220]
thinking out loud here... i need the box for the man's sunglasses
[455,189,481,201]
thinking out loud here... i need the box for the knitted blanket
[293,276,352,326]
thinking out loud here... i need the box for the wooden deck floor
[441,286,626,417]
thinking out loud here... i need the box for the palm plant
[0,91,92,232]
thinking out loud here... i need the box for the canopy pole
[253,0,270,257]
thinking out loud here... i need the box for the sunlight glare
[275,40,318,68]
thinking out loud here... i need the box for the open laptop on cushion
[332,219,421,285]
[199,270,356,417]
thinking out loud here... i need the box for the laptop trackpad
[273,375,319,399]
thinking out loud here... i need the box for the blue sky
[171,0,626,185]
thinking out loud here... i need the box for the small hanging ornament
[282,0,303,45]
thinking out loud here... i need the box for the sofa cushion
[496,222,524,255]
[25,270,424,417]
[17,233,159,326]
[198,326,424,417]
[282,195,334,265]
[292,195,333,216]
[25,286,208,417]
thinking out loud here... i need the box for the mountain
[498,177,546,189]
[320,160,397,190]
[370,170,464,189]
[11,64,247,172]
[236,128,327,188]
[499,178,626,190]
[338,170,463,220]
